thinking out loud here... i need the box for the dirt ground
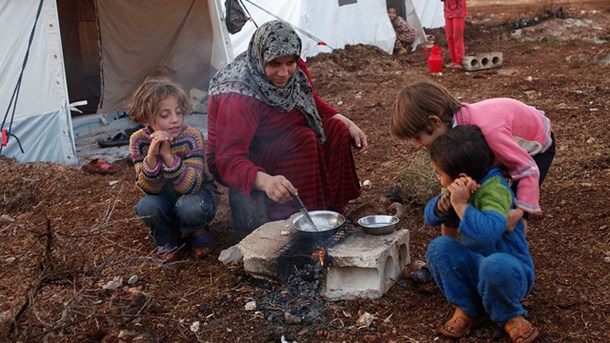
[1,1,609,342]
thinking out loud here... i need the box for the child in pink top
[391,79,555,229]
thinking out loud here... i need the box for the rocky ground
[1,0,609,342]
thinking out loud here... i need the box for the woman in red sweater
[207,20,367,231]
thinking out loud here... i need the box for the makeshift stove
[237,214,410,301]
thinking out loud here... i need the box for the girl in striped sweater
[129,77,218,262]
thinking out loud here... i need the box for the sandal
[97,132,129,147]
[504,316,539,343]
[439,307,486,338]
[191,231,214,258]
[156,241,180,263]
[82,158,117,175]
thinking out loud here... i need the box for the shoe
[410,266,434,284]
[97,132,129,147]
[504,316,539,343]
[191,231,214,258]
[439,307,486,338]
[156,241,180,263]
[82,158,117,175]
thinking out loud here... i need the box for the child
[425,125,539,343]
[442,0,467,68]
[387,6,416,56]
[390,79,555,226]
[129,77,218,262]
[392,79,554,285]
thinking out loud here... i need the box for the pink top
[444,0,467,19]
[453,98,553,213]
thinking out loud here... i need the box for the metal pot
[358,215,399,235]
[292,210,345,240]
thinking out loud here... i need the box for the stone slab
[238,218,296,281]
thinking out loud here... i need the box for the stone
[218,244,243,265]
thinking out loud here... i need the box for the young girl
[425,125,539,343]
[129,77,218,262]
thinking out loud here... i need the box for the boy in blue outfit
[424,125,539,343]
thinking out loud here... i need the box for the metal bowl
[358,215,399,235]
[293,210,346,233]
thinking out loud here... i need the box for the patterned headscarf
[209,20,325,143]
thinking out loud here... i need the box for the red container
[423,46,444,73]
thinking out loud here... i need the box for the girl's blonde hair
[128,77,191,124]
[390,79,462,139]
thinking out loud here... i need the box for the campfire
[236,214,411,301]
[276,226,350,282]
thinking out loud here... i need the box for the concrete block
[320,229,410,301]
[462,52,503,71]
[238,218,296,281]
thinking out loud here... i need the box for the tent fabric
[96,0,231,114]
[0,0,76,164]
[412,0,445,28]
[402,0,427,51]
[229,0,397,59]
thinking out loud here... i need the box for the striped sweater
[129,125,213,195]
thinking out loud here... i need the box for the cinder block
[462,52,503,71]
[320,229,410,301]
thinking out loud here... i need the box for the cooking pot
[292,210,345,240]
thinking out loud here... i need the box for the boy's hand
[447,176,478,217]
[436,193,452,216]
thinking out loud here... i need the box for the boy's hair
[429,125,494,181]
[390,79,462,139]
[128,77,191,124]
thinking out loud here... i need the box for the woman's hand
[332,113,368,153]
[254,172,298,204]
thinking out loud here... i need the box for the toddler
[425,125,539,343]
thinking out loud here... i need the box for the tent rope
[237,0,258,28]
[241,0,334,49]
[0,0,43,154]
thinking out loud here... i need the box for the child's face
[148,95,184,138]
[432,161,453,188]
[413,124,448,149]
[387,8,397,21]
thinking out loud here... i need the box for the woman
[207,20,367,230]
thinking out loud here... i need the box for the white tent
[0,0,76,164]
[1,0,233,165]
[1,0,443,165]
[412,0,445,29]
[230,0,440,58]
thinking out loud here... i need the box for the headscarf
[209,20,326,143]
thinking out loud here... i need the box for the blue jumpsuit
[424,168,535,325]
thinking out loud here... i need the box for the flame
[311,247,326,266]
